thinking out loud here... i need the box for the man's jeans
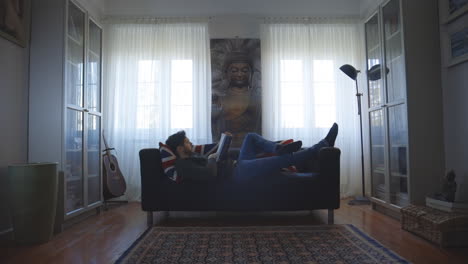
[235,133,329,181]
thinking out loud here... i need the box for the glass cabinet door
[87,115,101,204]
[66,2,85,107]
[85,19,102,205]
[383,0,406,103]
[388,104,408,207]
[370,110,386,201]
[65,109,84,213]
[65,2,103,215]
[86,19,102,205]
[65,1,85,214]
[365,14,383,108]
[367,0,409,208]
[87,20,101,113]
[383,0,408,207]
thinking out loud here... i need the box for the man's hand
[208,153,218,160]
[224,131,233,137]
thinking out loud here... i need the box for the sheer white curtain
[103,19,212,201]
[260,20,364,197]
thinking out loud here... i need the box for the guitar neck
[102,131,113,156]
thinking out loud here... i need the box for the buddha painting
[211,39,261,147]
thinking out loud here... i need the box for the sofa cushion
[159,142,181,183]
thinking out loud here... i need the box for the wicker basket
[401,205,468,247]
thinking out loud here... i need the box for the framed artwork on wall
[440,0,468,24]
[210,39,262,147]
[441,13,468,67]
[0,0,31,47]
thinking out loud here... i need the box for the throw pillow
[159,142,181,183]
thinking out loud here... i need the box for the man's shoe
[277,141,302,155]
[325,123,338,147]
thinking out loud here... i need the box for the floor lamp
[339,64,371,205]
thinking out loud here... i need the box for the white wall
[437,0,468,202]
[441,52,468,201]
[0,38,29,236]
[209,15,260,38]
[442,62,468,202]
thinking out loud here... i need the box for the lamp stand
[348,78,371,206]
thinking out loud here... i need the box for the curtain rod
[260,16,361,24]
[102,16,212,24]
[102,15,360,24]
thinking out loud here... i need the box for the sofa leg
[147,211,154,227]
[327,209,334,224]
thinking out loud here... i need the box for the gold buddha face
[226,62,252,90]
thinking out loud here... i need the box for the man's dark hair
[165,130,186,156]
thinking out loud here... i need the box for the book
[215,133,232,162]
[426,196,468,213]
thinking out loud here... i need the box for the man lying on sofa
[165,123,338,182]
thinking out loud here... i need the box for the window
[171,60,193,129]
[136,59,193,129]
[137,60,160,129]
[313,60,336,128]
[279,59,336,129]
[280,60,304,128]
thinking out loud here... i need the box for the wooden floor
[1,199,467,264]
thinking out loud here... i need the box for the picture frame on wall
[0,0,31,47]
[440,0,468,24]
[441,13,468,67]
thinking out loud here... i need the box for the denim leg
[238,133,278,161]
[289,139,329,168]
[235,139,329,181]
[236,155,294,181]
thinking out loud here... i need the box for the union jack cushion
[159,142,181,183]
[159,142,219,183]
[256,139,298,173]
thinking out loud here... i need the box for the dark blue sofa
[139,147,341,226]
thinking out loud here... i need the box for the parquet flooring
[1,199,467,264]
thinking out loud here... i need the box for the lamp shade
[368,64,390,81]
[339,64,358,80]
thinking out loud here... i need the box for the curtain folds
[103,21,211,201]
[260,22,364,198]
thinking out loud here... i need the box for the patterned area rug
[116,225,409,264]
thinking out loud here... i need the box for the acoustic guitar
[102,133,127,200]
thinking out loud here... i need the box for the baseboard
[62,207,101,230]
[372,202,401,221]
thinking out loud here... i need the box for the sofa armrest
[139,148,164,211]
[318,147,341,209]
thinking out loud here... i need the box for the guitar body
[103,153,127,200]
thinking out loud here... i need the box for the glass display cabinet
[366,0,409,209]
[29,0,103,230]
[364,0,444,218]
